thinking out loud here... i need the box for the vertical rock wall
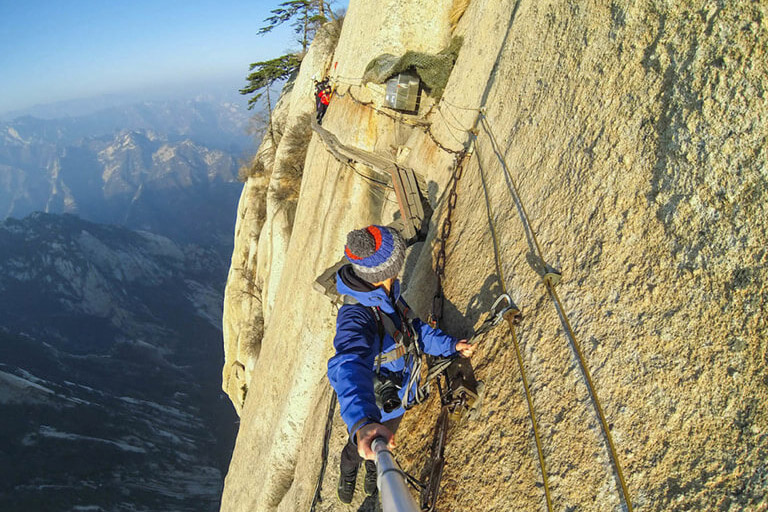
[221,21,340,414]
[220,1,454,509]
[388,1,767,510]
[221,0,767,510]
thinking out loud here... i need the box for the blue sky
[0,0,340,115]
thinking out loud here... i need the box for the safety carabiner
[489,293,514,326]
[470,293,522,341]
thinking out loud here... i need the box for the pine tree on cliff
[239,54,300,149]
[240,54,301,109]
[258,0,335,53]
[241,1,337,145]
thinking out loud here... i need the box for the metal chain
[333,81,465,156]
[309,391,337,512]
[423,124,466,156]
[430,150,468,327]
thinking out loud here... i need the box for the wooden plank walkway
[311,117,426,241]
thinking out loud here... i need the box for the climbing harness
[344,295,427,410]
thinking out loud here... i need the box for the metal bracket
[446,383,479,422]
[543,265,562,287]
[442,357,480,421]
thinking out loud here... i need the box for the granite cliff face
[221,1,767,510]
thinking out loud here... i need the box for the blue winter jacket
[327,267,458,439]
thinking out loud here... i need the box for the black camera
[373,371,402,413]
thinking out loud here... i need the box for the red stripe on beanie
[345,246,362,260]
[367,225,382,251]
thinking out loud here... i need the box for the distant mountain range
[0,98,253,250]
[0,212,237,512]
[1,97,253,152]
[0,95,251,510]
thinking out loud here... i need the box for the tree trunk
[266,86,276,151]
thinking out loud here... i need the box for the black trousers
[316,104,328,124]
[340,415,403,477]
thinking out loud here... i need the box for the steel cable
[475,133,554,512]
[479,112,634,512]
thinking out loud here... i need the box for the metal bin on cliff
[384,72,421,113]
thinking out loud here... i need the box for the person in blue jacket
[327,224,475,503]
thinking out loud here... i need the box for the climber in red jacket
[315,82,332,125]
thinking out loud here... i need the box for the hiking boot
[337,466,358,504]
[364,460,378,496]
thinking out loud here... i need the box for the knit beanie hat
[344,225,406,283]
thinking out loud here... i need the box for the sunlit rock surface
[221,1,768,510]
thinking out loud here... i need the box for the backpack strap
[369,306,386,373]
[373,297,420,366]
[342,295,427,409]
[342,295,418,367]
[342,296,387,370]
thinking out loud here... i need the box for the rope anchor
[543,265,562,288]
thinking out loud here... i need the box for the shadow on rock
[438,273,504,339]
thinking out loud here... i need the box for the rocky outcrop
[221,19,343,415]
[221,1,767,511]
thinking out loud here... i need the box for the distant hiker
[315,81,331,125]
[327,225,476,504]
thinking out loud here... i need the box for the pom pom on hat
[344,225,405,283]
